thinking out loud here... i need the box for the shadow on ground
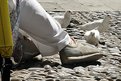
[12,59,101,70]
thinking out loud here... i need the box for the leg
[0,55,3,70]
[1,58,12,81]
[19,0,71,55]
[19,0,104,64]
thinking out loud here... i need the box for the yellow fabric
[0,0,13,58]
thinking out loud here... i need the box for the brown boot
[59,39,104,64]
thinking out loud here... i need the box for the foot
[59,38,104,64]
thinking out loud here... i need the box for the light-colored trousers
[15,0,71,56]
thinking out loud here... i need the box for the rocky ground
[11,11,121,81]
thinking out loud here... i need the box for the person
[9,0,104,65]
[0,0,104,80]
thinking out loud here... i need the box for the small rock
[46,74,57,78]
[73,66,86,75]
[108,47,120,53]
[48,70,56,74]
[60,67,74,74]
[106,77,114,81]
[116,79,121,81]
[79,30,84,33]
[100,79,109,81]
[110,53,121,57]
[44,65,52,71]
[106,42,116,48]
[110,74,117,79]
[28,67,44,71]
[11,78,22,81]
[58,71,72,79]
[106,66,117,74]
[46,78,55,81]
[88,66,106,73]
[69,23,75,27]
[81,77,96,81]
[94,76,101,81]
[57,65,62,69]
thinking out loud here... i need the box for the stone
[73,66,86,75]
[28,67,44,71]
[46,78,55,81]
[116,79,121,81]
[60,67,75,74]
[48,70,57,74]
[57,71,72,79]
[11,78,22,81]
[88,66,107,73]
[44,65,52,71]
[108,47,120,53]
[100,79,109,81]
[81,77,96,81]
[110,74,117,79]
[46,74,57,78]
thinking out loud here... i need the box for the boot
[59,39,104,64]
[0,55,3,70]
[1,58,12,81]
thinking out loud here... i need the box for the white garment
[19,0,71,56]
[9,0,16,13]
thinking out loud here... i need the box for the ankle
[67,37,77,47]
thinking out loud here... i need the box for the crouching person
[16,0,104,65]
[8,0,104,66]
